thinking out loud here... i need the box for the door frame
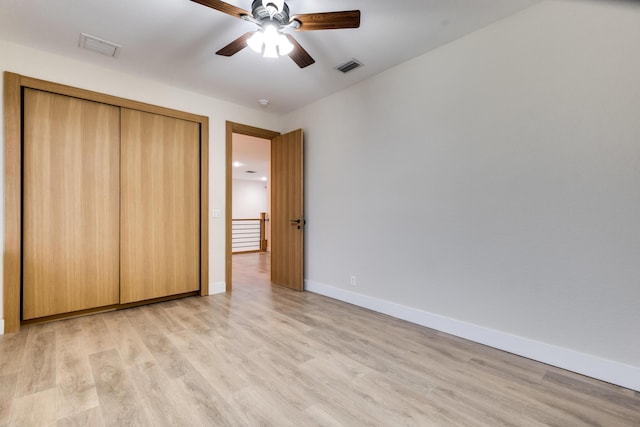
[225,121,280,292]
[3,72,210,333]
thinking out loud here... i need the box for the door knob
[290,218,306,229]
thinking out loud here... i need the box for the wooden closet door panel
[22,89,121,319]
[120,109,200,303]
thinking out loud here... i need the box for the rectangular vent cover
[79,33,121,58]
[336,59,363,73]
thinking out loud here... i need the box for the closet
[4,73,208,328]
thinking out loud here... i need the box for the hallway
[231,252,271,288]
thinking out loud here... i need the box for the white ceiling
[233,133,270,181]
[0,0,541,114]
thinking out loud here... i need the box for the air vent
[336,59,363,74]
[79,33,121,58]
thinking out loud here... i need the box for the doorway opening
[225,122,280,292]
[232,133,271,289]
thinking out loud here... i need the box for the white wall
[0,39,281,318]
[283,0,640,390]
[232,180,267,218]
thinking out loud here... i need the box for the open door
[270,129,304,291]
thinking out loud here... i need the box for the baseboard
[0,319,4,335]
[208,282,226,295]
[305,280,640,392]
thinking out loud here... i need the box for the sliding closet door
[120,109,200,303]
[22,89,121,319]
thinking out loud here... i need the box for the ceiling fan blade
[285,34,315,68]
[216,32,254,57]
[190,0,250,19]
[293,10,361,31]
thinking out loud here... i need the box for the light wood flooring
[1,252,639,426]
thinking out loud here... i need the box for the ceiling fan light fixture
[247,25,290,58]
[277,34,293,56]
[263,43,278,58]
[247,31,264,53]
[262,25,279,46]
[261,25,281,58]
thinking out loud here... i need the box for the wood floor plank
[141,303,186,334]
[466,356,640,425]
[54,318,85,349]
[242,347,316,410]
[89,349,150,426]
[233,314,316,365]
[15,329,56,397]
[0,330,29,376]
[174,369,247,426]
[55,346,100,419]
[163,303,211,332]
[127,361,201,426]
[303,404,353,427]
[102,311,155,368]
[242,347,385,426]
[299,354,416,425]
[56,406,104,427]
[543,370,640,412]
[9,388,57,426]
[69,315,116,356]
[167,329,250,397]
[132,320,195,379]
[228,385,300,426]
[0,372,18,425]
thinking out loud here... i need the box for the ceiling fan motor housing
[251,0,290,26]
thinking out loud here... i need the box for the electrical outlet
[350,275,357,286]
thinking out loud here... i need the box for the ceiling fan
[190,0,361,68]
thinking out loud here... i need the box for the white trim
[305,280,640,392]
[208,282,226,295]
[0,319,4,335]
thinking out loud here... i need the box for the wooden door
[271,129,304,290]
[22,89,121,319]
[120,109,200,303]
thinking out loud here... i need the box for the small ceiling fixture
[258,99,270,107]
[336,58,363,74]
[78,33,121,57]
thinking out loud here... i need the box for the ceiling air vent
[79,33,121,58]
[336,58,363,74]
